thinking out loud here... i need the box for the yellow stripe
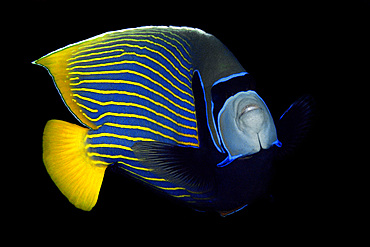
[72,93,197,129]
[70,85,195,115]
[87,152,139,161]
[69,70,194,107]
[155,185,187,191]
[67,49,125,64]
[73,100,98,113]
[158,32,192,59]
[116,162,208,196]
[85,143,132,151]
[150,34,191,64]
[116,161,209,194]
[122,34,191,65]
[172,194,191,198]
[104,122,198,147]
[87,132,154,142]
[82,108,166,126]
[168,31,192,51]
[83,112,199,147]
[68,60,193,99]
[118,168,197,193]
[116,166,191,198]
[72,42,191,81]
[91,160,111,166]
[68,50,192,90]
[118,30,192,56]
[98,31,192,62]
[116,161,152,171]
[74,37,191,72]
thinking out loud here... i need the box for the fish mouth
[240,104,261,116]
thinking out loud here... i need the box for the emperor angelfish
[34,26,313,216]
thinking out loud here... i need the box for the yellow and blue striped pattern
[65,28,213,204]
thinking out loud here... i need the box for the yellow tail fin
[43,120,107,211]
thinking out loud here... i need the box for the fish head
[218,90,278,159]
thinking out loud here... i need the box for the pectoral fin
[277,95,315,157]
[132,141,215,192]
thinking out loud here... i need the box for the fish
[33,26,313,216]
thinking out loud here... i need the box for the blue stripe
[65,28,214,203]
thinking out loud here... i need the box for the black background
[11,0,368,241]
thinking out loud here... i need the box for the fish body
[34,26,313,216]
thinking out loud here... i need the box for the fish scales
[61,29,212,202]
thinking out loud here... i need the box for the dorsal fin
[33,40,98,129]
